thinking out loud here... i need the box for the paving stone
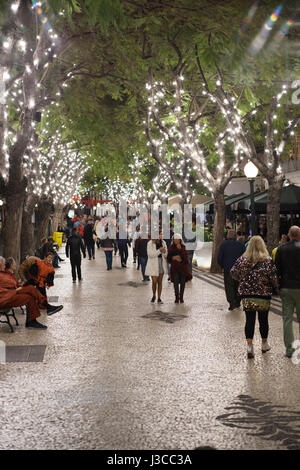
[0,249,299,450]
[5,345,46,362]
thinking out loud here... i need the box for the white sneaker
[262,342,271,353]
[247,345,254,359]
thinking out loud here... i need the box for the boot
[180,295,184,303]
[26,319,47,329]
[175,294,179,303]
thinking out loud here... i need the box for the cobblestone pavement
[0,248,300,450]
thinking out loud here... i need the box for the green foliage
[22,0,298,195]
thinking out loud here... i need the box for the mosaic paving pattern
[118,281,144,288]
[216,395,300,450]
[142,310,188,324]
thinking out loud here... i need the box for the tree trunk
[210,190,226,273]
[21,195,38,260]
[266,178,284,253]
[51,204,64,233]
[34,197,53,249]
[2,185,25,262]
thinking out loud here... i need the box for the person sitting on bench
[18,253,63,315]
[0,256,47,329]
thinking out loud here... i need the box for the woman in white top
[145,232,168,304]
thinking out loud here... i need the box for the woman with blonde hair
[230,236,278,359]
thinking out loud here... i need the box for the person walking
[116,230,131,268]
[272,234,288,262]
[164,225,174,282]
[66,228,86,282]
[183,220,196,274]
[132,224,140,266]
[136,232,150,281]
[275,226,300,358]
[84,219,96,260]
[101,225,117,270]
[218,229,246,311]
[230,236,278,359]
[167,234,192,303]
[145,232,168,303]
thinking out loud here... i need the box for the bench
[0,308,19,333]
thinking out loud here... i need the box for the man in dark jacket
[116,230,131,268]
[275,225,300,357]
[218,229,245,311]
[66,228,86,282]
[84,219,96,260]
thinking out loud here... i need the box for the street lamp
[244,161,258,236]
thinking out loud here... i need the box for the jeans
[86,240,95,259]
[188,250,194,272]
[224,271,240,309]
[173,272,186,297]
[119,246,128,266]
[70,254,82,280]
[245,310,269,339]
[280,288,300,354]
[139,256,149,280]
[52,252,60,267]
[104,250,113,269]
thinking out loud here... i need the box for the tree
[203,74,300,251]
[0,0,72,260]
[20,126,88,259]
[146,65,246,271]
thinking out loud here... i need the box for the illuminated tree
[146,68,245,272]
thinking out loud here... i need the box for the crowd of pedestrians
[66,214,194,304]
[1,210,299,362]
[218,227,300,359]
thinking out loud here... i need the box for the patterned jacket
[230,256,278,298]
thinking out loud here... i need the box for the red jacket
[5,270,22,288]
[29,260,55,288]
[0,271,19,305]
[167,244,192,282]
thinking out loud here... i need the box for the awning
[254,184,300,214]
[204,193,247,213]
[168,194,211,209]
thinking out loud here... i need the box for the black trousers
[224,271,240,309]
[36,285,50,307]
[70,254,82,281]
[86,240,95,259]
[119,246,128,266]
[245,310,269,339]
[173,272,186,297]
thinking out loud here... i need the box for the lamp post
[244,161,259,236]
